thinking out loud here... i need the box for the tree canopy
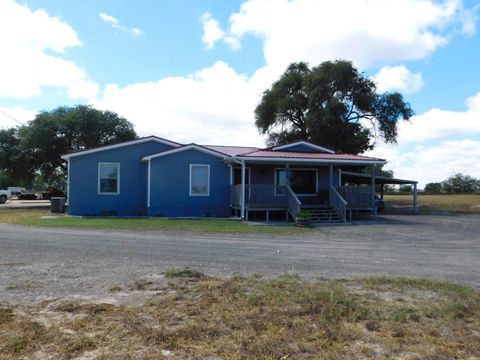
[424,173,480,194]
[0,105,137,187]
[255,60,414,154]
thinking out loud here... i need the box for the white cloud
[367,91,480,186]
[99,12,118,25]
[395,92,480,144]
[374,65,424,93]
[200,12,240,50]
[0,106,36,128]
[226,0,474,69]
[0,0,98,100]
[93,61,268,146]
[370,139,480,188]
[99,12,143,36]
[200,12,224,49]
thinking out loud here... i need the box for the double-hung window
[98,162,120,195]
[190,164,210,196]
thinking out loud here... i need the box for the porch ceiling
[341,171,417,185]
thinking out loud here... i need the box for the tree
[441,173,480,193]
[398,184,412,193]
[0,105,137,187]
[424,182,442,194]
[255,60,414,154]
[0,128,36,184]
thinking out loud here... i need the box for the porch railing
[329,186,347,222]
[230,184,287,208]
[336,186,373,209]
[286,185,301,219]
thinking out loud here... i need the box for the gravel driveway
[1,213,479,304]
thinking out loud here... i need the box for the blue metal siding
[148,149,230,217]
[68,141,175,216]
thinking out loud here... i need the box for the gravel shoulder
[1,213,479,304]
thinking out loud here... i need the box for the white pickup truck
[0,189,11,204]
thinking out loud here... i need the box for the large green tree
[255,60,414,154]
[0,105,137,187]
[441,173,480,193]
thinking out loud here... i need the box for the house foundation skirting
[231,206,290,221]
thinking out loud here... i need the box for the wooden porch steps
[301,206,343,224]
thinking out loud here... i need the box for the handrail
[286,185,301,220]
[230,184,287,208]
[329,186,347,222]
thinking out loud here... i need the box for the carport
[339,171,419,214]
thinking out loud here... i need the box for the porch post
[338,169,342,186]
[413,183,418,214]
[241,161,246,220]
[285,163,290,187]
[147,159,151,208]
[371,165,377,217]
[229,165,233,185]
[329,165,333,188]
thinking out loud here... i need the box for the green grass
[0,209,308,234]
[384,194,480,213]
[162,268,205,279]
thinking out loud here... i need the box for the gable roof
[141,144,227,161]
[61,135,384,165]
[61,136,181,160]
[233,150,385,165]
[271,141,335,154]
[202,145,260,156]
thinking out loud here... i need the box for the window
[275,168,317,195]
[98,163,120,194]
[190,164,210,196]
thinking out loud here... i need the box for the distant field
[384,194,480,214]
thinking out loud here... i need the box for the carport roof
[341,171,418,185]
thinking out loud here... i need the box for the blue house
[62,136,418,223]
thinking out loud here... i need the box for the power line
[0,109,24,126]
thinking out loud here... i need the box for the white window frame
[98,162,120,195]
[274,167,318,196]
[189,164,210,196]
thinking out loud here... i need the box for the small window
[98,163,120,194]
[275,169,288,195]
[190,164,210,196]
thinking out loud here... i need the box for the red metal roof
[240,150,384,161]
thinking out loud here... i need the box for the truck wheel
[0,195,7,204]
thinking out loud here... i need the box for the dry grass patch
[385,194,480,213]
[0,209,47,224]
[0,273,479,359]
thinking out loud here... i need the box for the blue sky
[1,0,480,186]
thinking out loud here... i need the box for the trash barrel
[50,197,66,213]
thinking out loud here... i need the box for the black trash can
[50,197,66,213]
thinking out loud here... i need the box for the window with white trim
[98,163,120,194]
[190,164,210,196]
[275,168,317,195]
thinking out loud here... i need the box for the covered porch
[340,170,419,216]
[227,161,383,223]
